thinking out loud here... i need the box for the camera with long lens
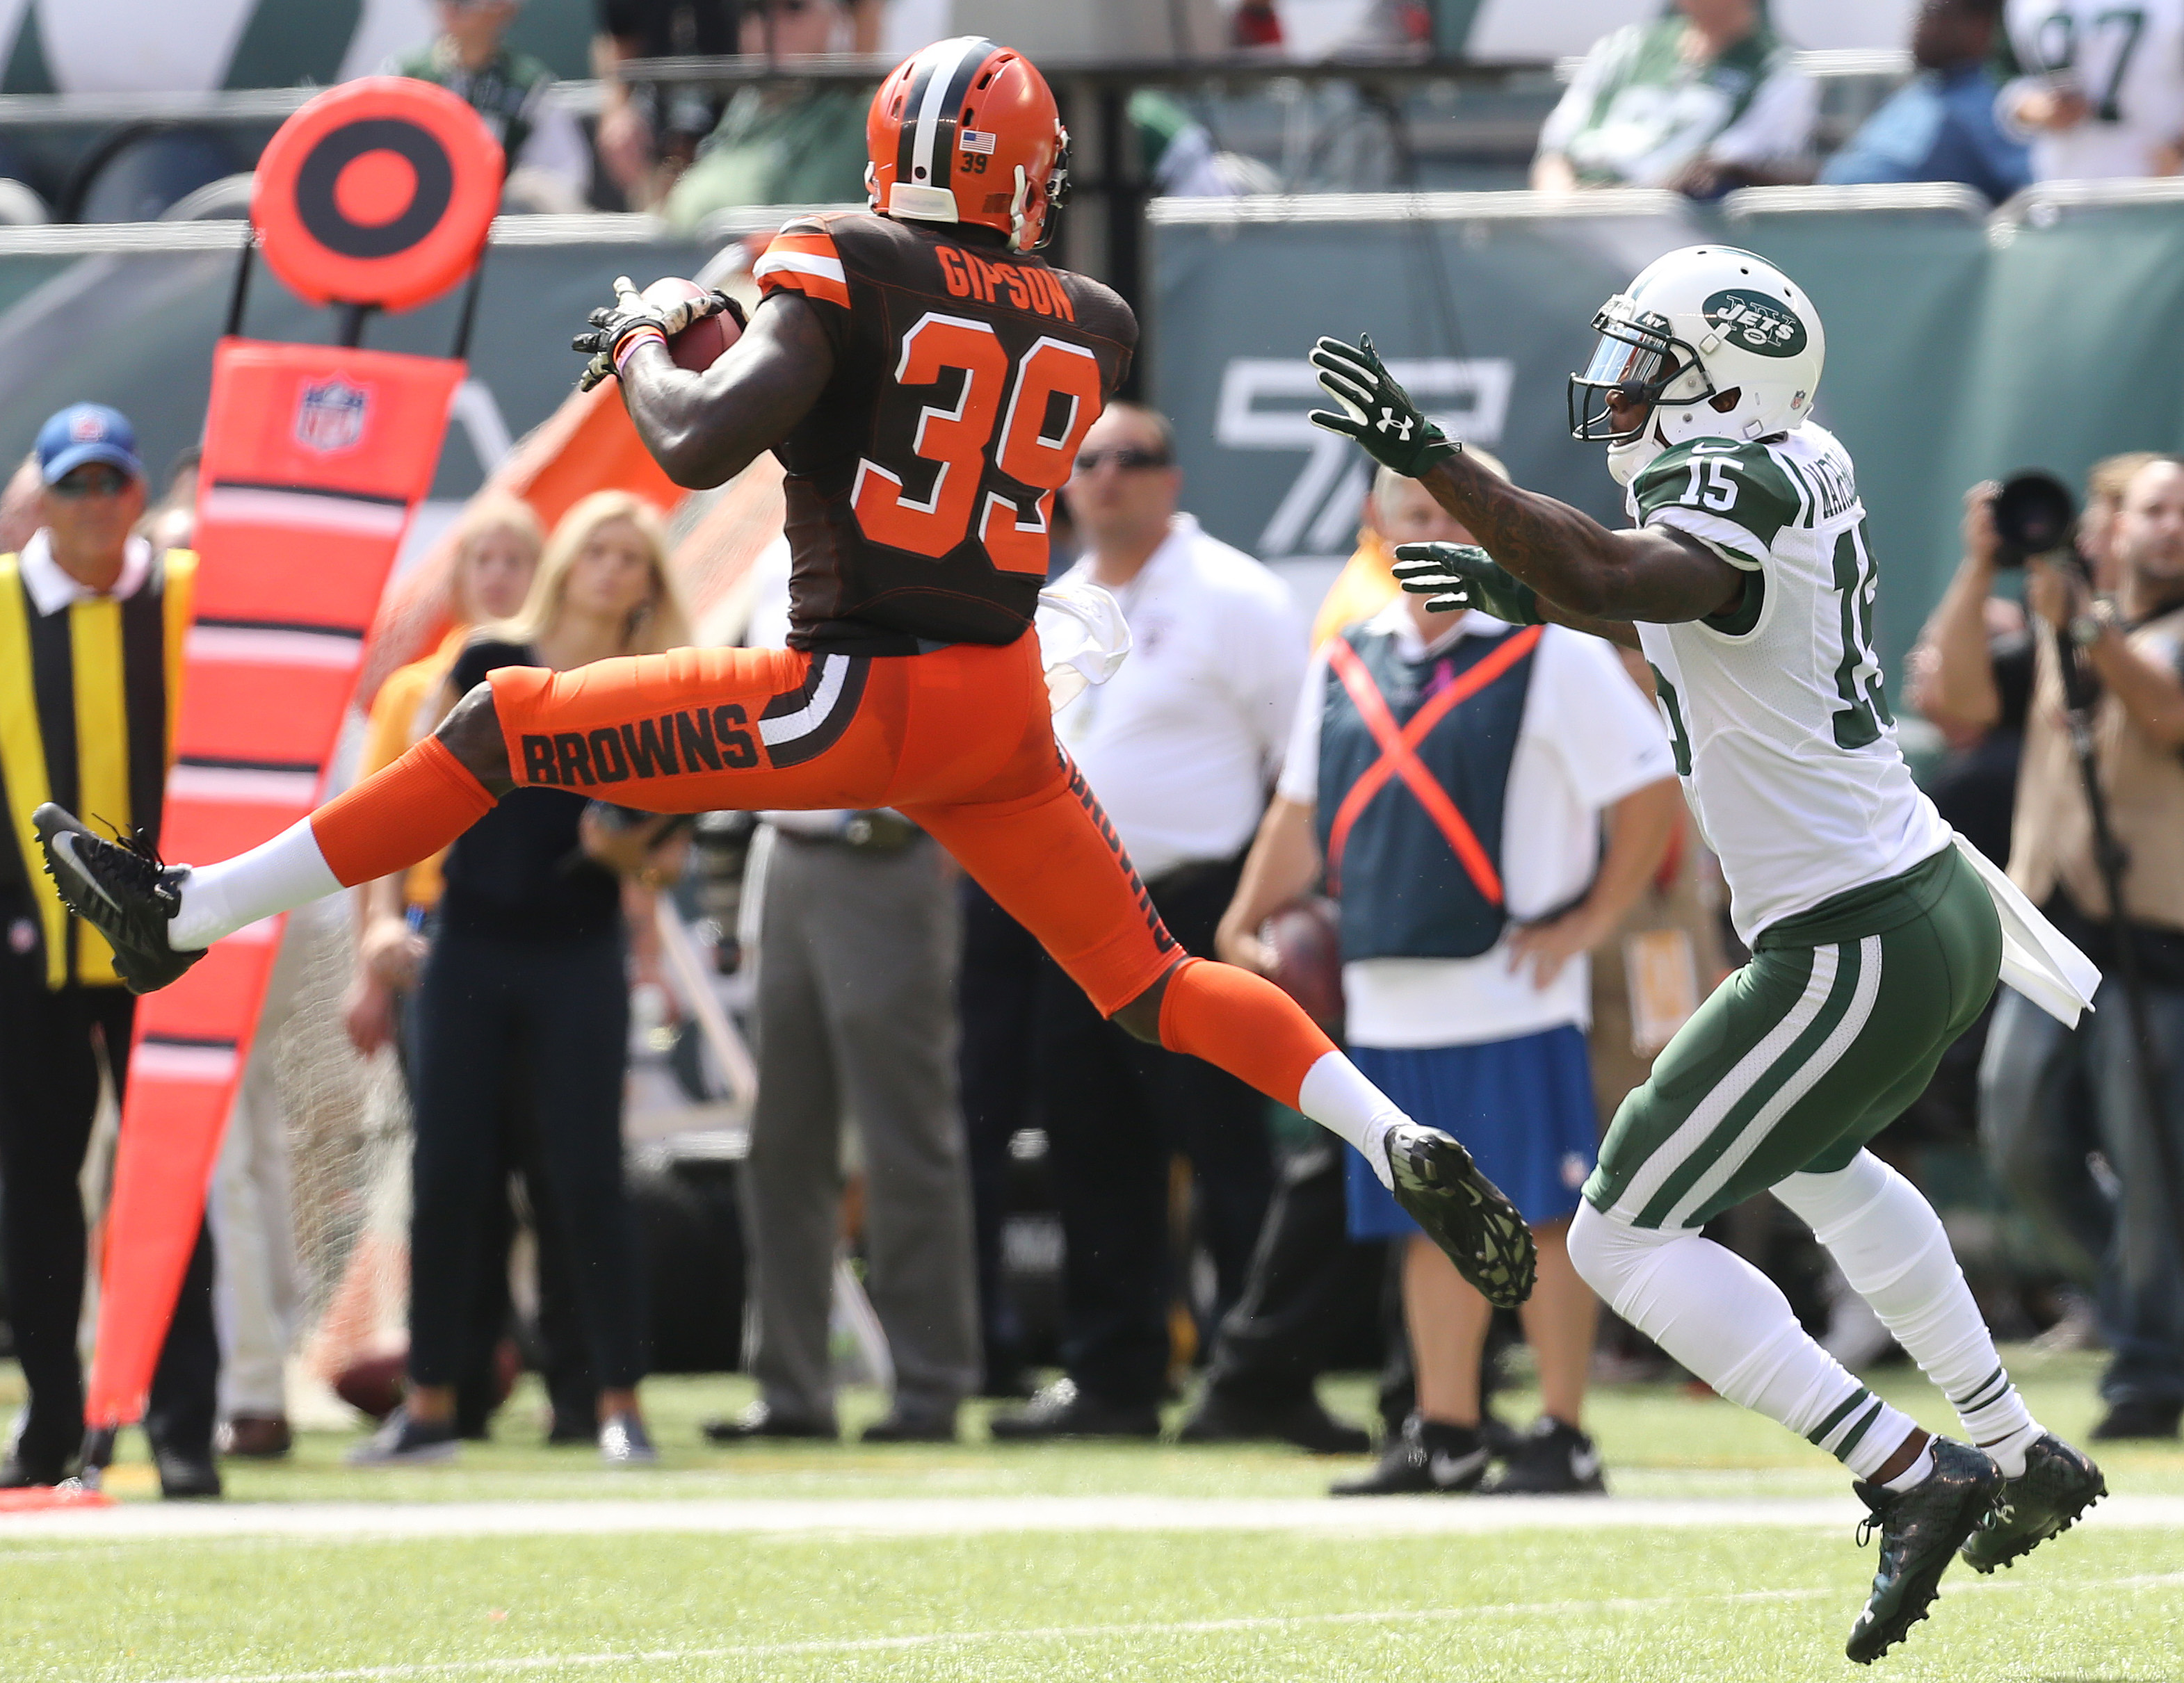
[1990,470,2079,567]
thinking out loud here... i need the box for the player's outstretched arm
[1308,334,1744,628]
[1417,450,1744,628]
[616,291,836,489]
[1389,542,1646,650]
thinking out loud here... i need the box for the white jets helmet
[1567,245,1825,484]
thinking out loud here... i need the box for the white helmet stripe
[910,36,982,193]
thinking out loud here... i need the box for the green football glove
[1307,334,1459,478]
[572,275,740,391]
[1391,542,1542,625]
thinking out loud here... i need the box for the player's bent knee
[435,683,517,796]
[1110,964,1178,1043]
[1772,1148,1888,1228]
[1566,1202,1669,1307]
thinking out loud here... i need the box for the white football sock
[1296,1051,1402,1187]
[1568,1203,1920,1481]
[167,819,341,951]
[1776,1151,2041,1477]
[1881,1442,1936,1493]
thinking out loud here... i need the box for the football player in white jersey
[2001,0,2184,179]
[1308,245,2103,1666]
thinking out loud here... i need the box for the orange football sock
[310,735,498,887]
[1156,955,1336,1109]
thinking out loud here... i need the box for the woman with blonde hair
[351,491,690,1469]
[346,494,547,1056]
[490,489,690,657]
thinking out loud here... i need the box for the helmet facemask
[1029,128,1069,251]
[1567,295,1715,444]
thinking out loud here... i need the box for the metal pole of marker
[224,227,256,339]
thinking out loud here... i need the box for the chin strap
[1008,164,1030,251]
[1607,427,1667,487]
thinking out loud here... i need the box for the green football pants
[1586,845,2000,1231]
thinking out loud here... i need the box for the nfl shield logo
[294,379,369,453]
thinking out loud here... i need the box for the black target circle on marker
[253,76,501,313]
[293,119,455,259]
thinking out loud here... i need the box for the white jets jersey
[2005,0,2184,179]
[1626,423,1952,945]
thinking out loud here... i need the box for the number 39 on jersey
[752,211,1139,649]
[852,315,1104,576]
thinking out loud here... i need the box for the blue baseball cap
[35,403,144,487]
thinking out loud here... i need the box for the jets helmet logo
[1701,288,1808,359]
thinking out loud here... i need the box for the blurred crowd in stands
[0,0,2181,232]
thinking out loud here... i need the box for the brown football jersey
[753,211,1138,653]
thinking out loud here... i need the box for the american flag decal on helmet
[893,35,1000,196]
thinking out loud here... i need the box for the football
[1262,896,1343,1034]
[332,1338,520,1422]
[639,275,741,371]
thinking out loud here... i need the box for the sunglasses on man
[1074,447,1172,473]
[49,465,134,500]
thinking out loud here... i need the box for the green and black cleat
[1383,1122,1536,1308]
[1845,1438,2001,1666]
[1959,1433,2105,1574]
[33,803,202,994]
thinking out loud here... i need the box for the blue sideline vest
[1314,619,1539,964]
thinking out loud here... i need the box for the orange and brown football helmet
[866,36,1069,252]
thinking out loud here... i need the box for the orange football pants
[487,632,1184,1016]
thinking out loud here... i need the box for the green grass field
[3,1348,2180,1682]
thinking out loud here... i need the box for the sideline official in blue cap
[35,403,146,490]
[0,398,220,1499]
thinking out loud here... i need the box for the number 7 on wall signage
[1213,356,1514,560]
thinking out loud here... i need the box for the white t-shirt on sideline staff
[1054,514,1307,881]
[1280,602,1677,1050]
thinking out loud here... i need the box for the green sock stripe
[1832,1398,1889,1461]
[1806,1386,1872,1447]
[1954,1366,2011,1413]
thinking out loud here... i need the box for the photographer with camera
[1933,455,2184,1440]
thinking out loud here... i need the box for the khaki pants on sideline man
[740,827,980,1426]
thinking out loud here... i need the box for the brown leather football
[1263,896,1343,1034]
[640,276,741,371]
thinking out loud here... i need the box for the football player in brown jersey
[37,36,1536,1312]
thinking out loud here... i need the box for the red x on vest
[1322,624,1544,900]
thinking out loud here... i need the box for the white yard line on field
[136,1572,2184,1683]
[3,1491,2182,1544]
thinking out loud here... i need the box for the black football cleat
[1176,1389,1371,1456]
[344,1406,458,1467]
[701,1401,836,1443]
[1384,1123,1536,1308]
[987,1379,1160,1442]
[1959,1433,2105,1574]
[33,804,202,993]
[1330,1415,1489,1497]
[1845,1438,2001,1665]
[1479,1416,1607,1495]
[2089,1396,2181,1440]
[152,1445,223,1500]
